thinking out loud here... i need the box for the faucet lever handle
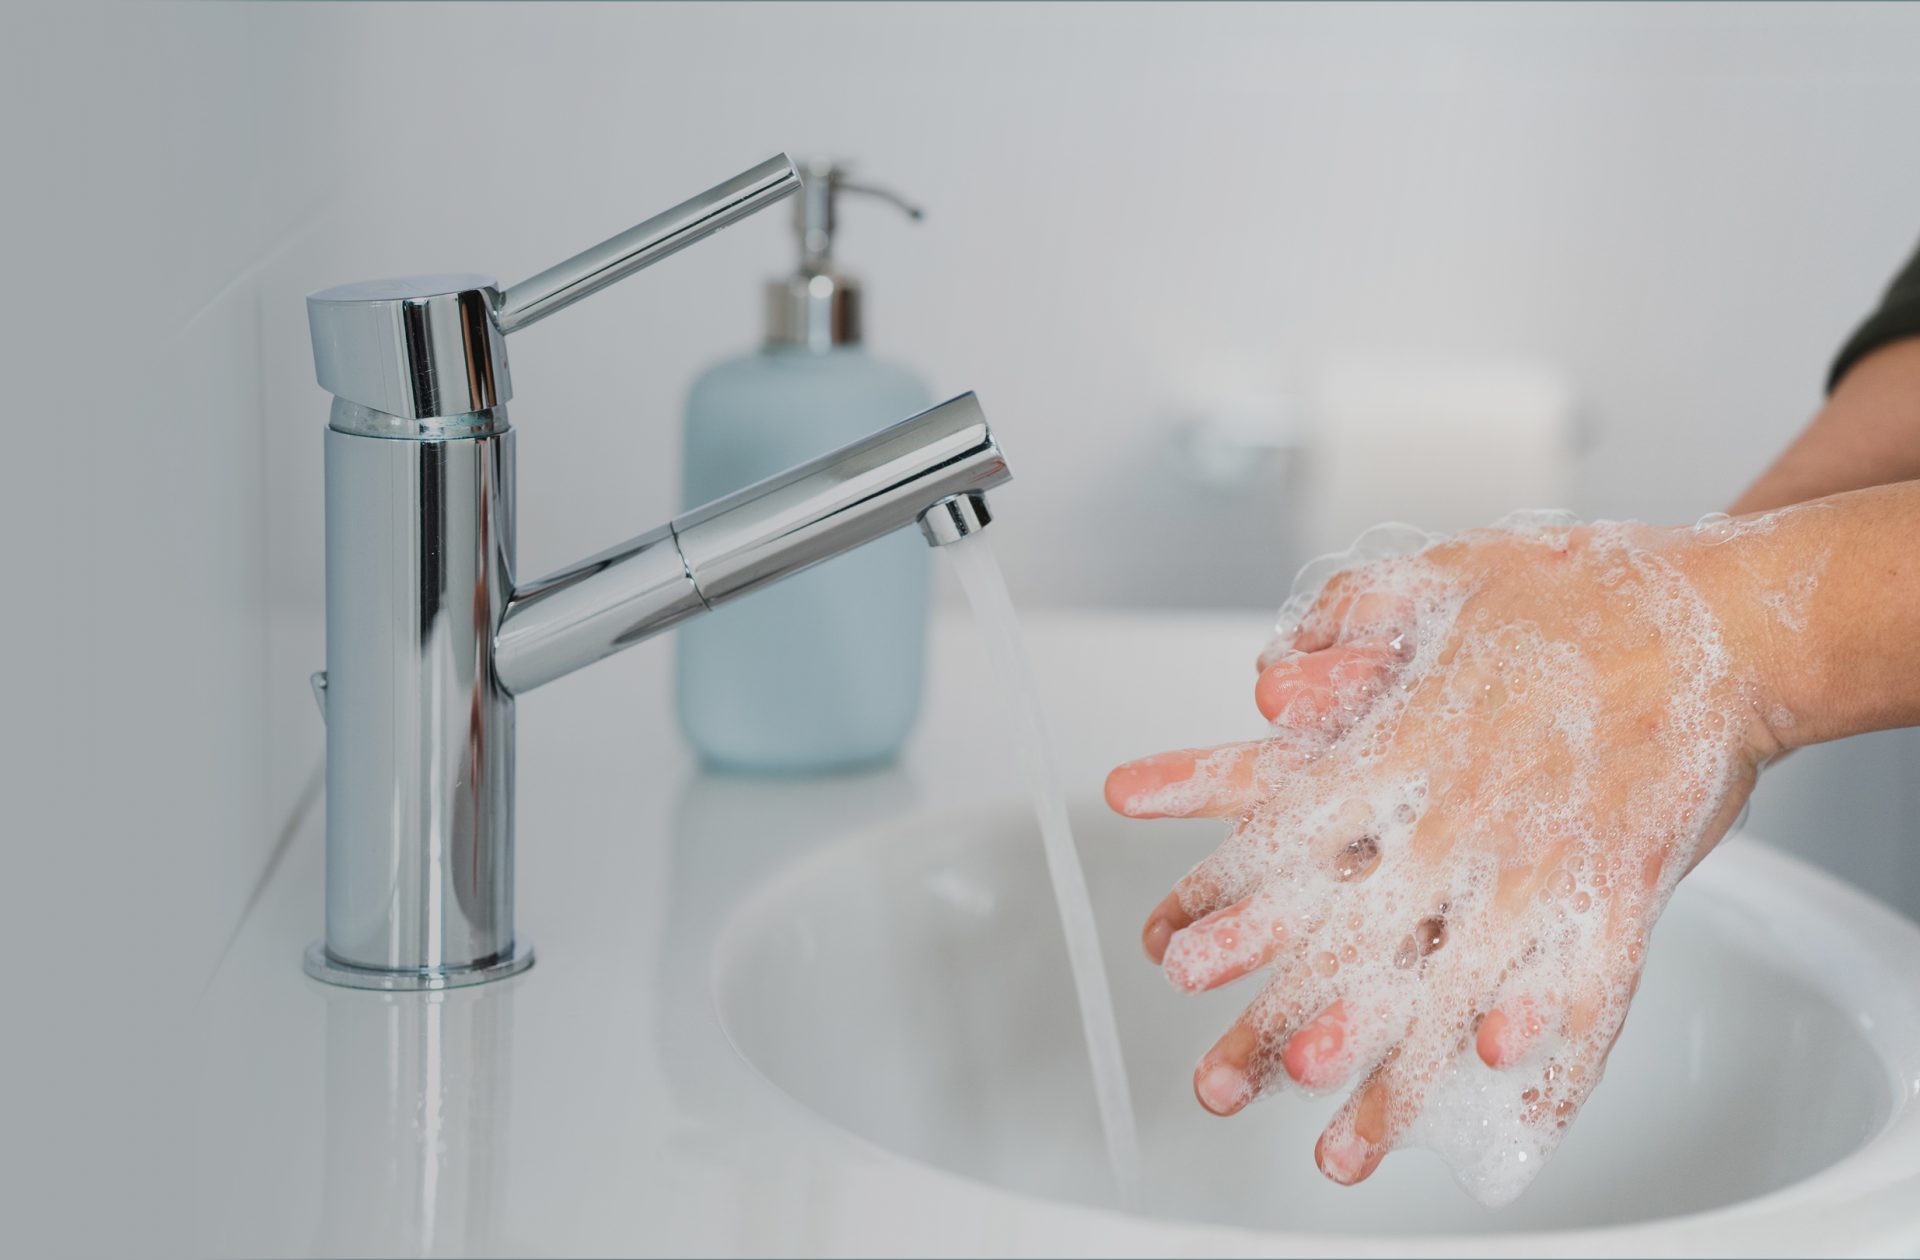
[306,155,800,421]
[494,153,801,334]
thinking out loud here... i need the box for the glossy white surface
[195,611,1920,1256]
[718,804,1919,1243]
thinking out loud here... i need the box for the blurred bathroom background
[6,3,1919,1230]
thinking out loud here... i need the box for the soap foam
[1158,509,1795,1205]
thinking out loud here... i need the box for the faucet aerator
[919,492,994,547]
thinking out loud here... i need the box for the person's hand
[1105,516,1791,1202]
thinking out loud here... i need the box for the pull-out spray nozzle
[492,393,1009,695]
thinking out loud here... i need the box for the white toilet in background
[715,803,1920,1256]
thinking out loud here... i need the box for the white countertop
[194,608,1301,1257]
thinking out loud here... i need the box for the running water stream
[942,532,1142,1208]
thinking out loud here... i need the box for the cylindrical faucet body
[313,402,527,987]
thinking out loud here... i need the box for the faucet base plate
[302,939,536,991]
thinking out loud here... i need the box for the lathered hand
[1106,512,1803,1203]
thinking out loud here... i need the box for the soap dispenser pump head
[766,159,923,352]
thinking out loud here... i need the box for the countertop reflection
[193,610,1273,1257]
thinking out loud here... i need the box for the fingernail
[1104,763,1149,815]
[1103,760,1167,816]
[1104,751,1199,818]
[1283,1016,1345,1087]
[1142,917,1174,962]
[1319,1134,1371,1184]
[1196,1061,1247,1114]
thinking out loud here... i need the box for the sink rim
[711,799,1920,1254]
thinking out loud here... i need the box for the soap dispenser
[676,160,935,771]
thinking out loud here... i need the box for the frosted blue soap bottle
[677,161,933,771]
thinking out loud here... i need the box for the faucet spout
[492,392,1010,695]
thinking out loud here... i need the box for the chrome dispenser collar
[307,155,800,420]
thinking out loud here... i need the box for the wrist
[1686,487,1920,756]
[1675,514,1815,760]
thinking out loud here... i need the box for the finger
[1253,643,1402,727]
[1597,837,1670,964]
[1143,841,1270,963]
[1292,586,1415,656]
[1104,740,1299,820]
[1192,1008,1282,1116]
[1314,1026,1458,1186]
[1282,999,1406,1093]
[1476,994,1557,1069]
[1193,974,1324,1115]
[1141,890,1192,963]
[1161,894,1290,993]
[1479,954,1639,1072]
[1515,983,1636,1136]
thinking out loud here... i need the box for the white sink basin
[714,802,1920,1251]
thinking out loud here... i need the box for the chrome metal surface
[496,155,799,334]
[767,158,924,350]
[919,491,994,546]
[493,524,706,696]
[766,272,862,351]
[303,939,535,992]
[304,156,798,425]
[675,392,1007,605]
[306,158,1010,989]
[328,397,509,441]
[307,276,508,420]
[493,393,1009,696]
[321,426,517,980]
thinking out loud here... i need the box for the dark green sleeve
[1831,236,1920,391]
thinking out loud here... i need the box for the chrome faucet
[302,154,1009,991]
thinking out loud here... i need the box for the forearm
[1730,339,1920,514]
[1715,480,1920,751]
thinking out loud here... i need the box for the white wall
[245,1,1920,607]
[2,5,300,1253]
[240,0,1920,908]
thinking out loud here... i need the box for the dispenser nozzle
[770,159,925,350]
[792,159,925,273]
